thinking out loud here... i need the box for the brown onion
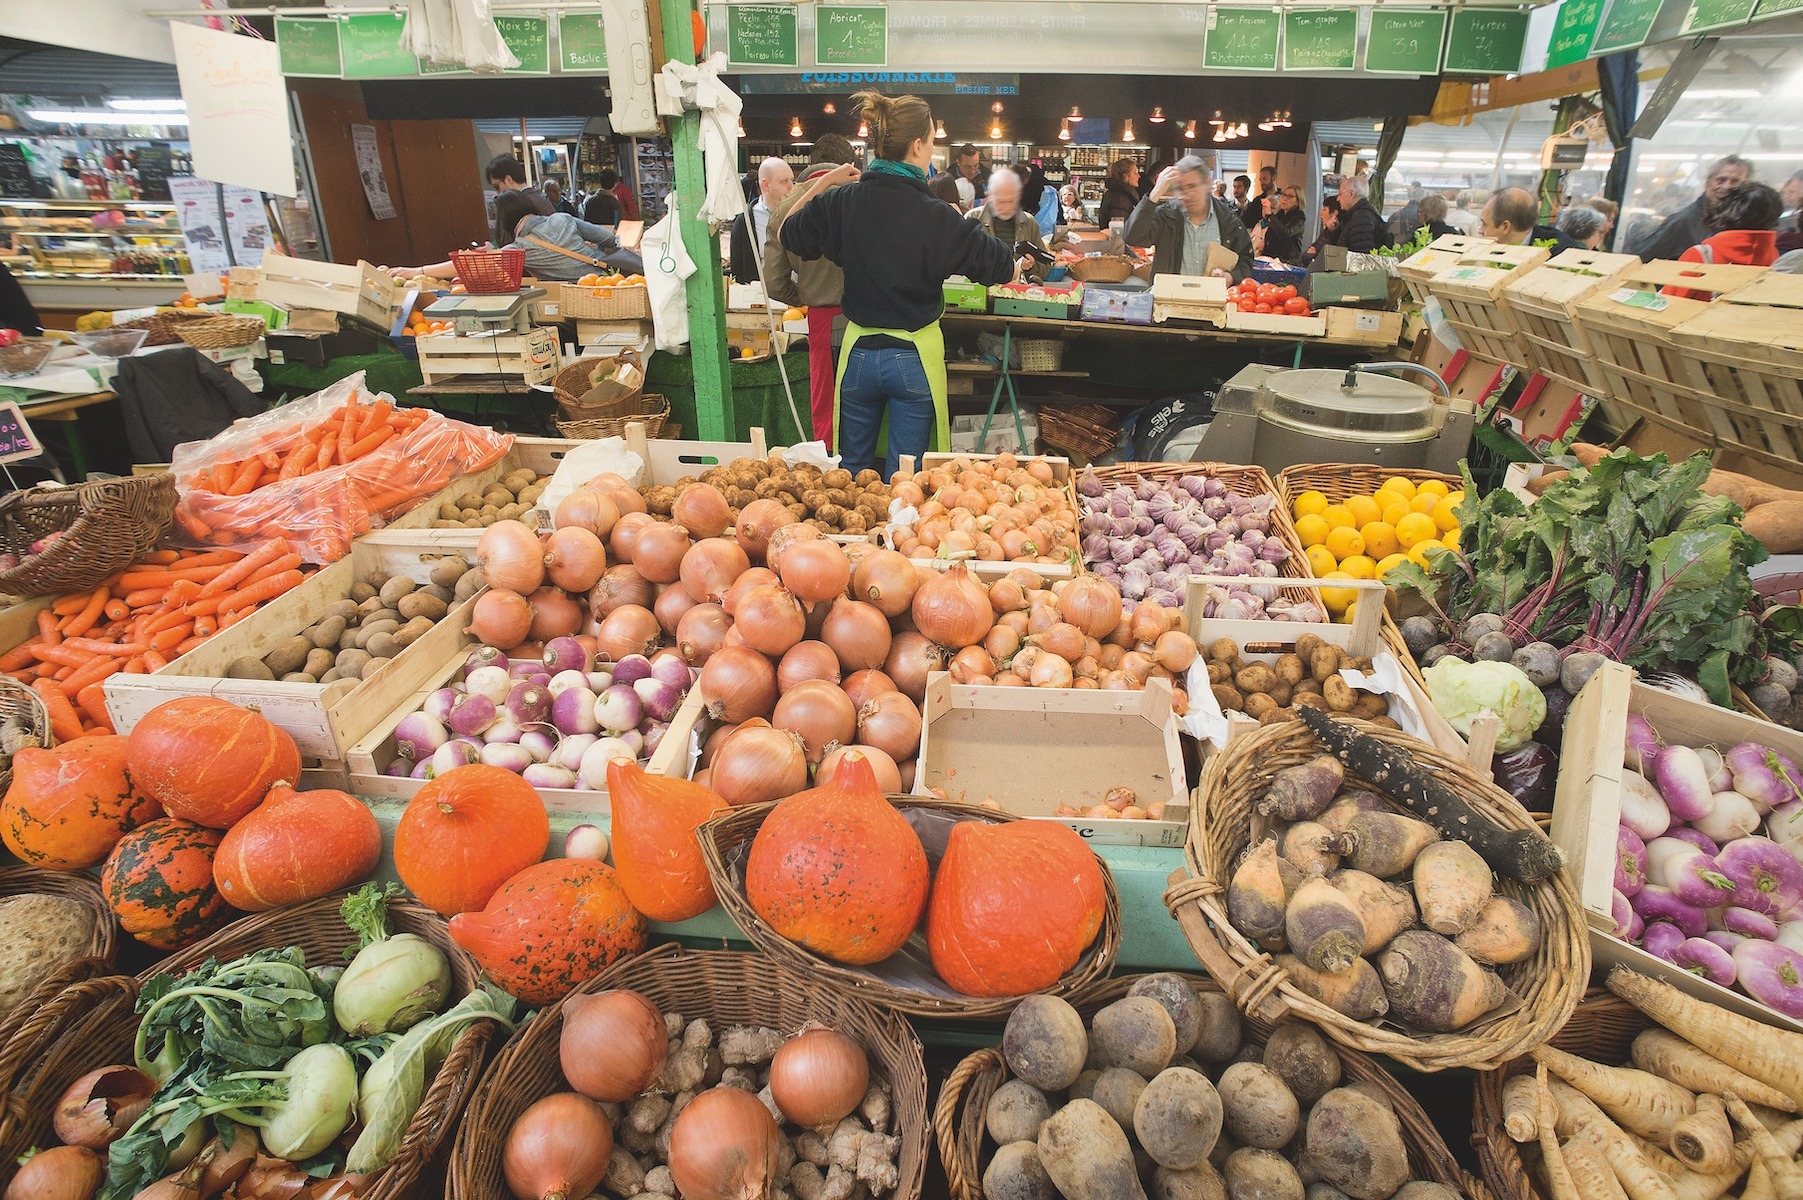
[897,756,918,790]
[503,1092,614,1200]
[883,632,943,703]
[527,587,584,643]
[672,482,732,539]
[676,603,730,666]
[948,645,995,684]
[735,583,807,656]
[821,599,892,673]
[851,549,919,618]
[766,522,822,573]
[1130,602,1170,647]
[7,1145,102,1200]
[998,610,1031,638]
[301,1176,367,1200]
[778,538,852,604]
[820,743,901,794]
[1032,621,1084,662]
[560,989,667,1101]
[777,641,841,693]
[654,582,700,635]
[591,564,654,618]
[53,1065,155,1149]
[987,577,1029,613]
[995,674,1026,688]
[857,691,922,762]
[699,646,778,722]
[735,499,792,562]
[1154,630,1198,672]
[723,566,778,615]
[235,1156,309,1200]
[841,669,898,710]
[554,489,620,541]
[603,484,647,516]
[478,520,547,594]
[1105,615,1136,649]
[699,722,738,768]
[1029,653,1074,688]
[912,563,993,649]
[773,680,857,763]
[1027,606,1060,637]
[632,523,691,584]
[543,527,608,594]
[586,471,631,491]
[982,624,1020,663]
[768,1027,870,1131]
[679,538,750,603]
[595,605,661,662]
[668,1087,780,1200]
[1121,650,1155,685]
[1058,575,1124,639]
[197,1126,257,1198]
[711,720,808,805]
[471,588,534,650]
[609,511,655,562]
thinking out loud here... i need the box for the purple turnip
[547,669,590,695]
[465,664,512,704]
[1618,825,1648,898]
[1633,885,1709,937]
[1727,742,1803,813]
[1646,839,1736,909]
[649,653,691,691]
[594,684,642,734]
[505,682,551,727]
[1705,929,1746,955]
[633,677,683,723]
[521,763,579,790]
[549,733,598,773]
[429,739,478,778]
[1620,771,1672,840]
[519,729,557,763]
[1730,940,1803,1019]
[483,713,523,744]
[550,686,601,736]
[542,635,593,676]
[1716,836,1803,916]
[463,645,505,676]
[1777,921,1803,955]
[1696,791,1763,843]
[1699,747,1734,793]
[610,654,653,686]
[1612,889,1644,940]
[423,687,459,723]
[447,694,498,738]
[1624,714,1662,774]
[1723,907,1780,940]
[1643,920,1687,961]
[479,742,533,772]
[1657,745,1718,823]
[1672,937,1738,986]
[394,712,447,762]
[1666,827,1721,854]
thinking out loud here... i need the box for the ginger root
[642,1166,677,1196]
[721,1025,787,1065]
[828,1116,900,1193]
[858,1083,892,1134]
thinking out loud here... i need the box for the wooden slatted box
[1666,273,1803,472]
[1500,248,1640,394]
[1395,234,1491,305]
[1424,242,1549,366]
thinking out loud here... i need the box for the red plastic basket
[450,248,525,294]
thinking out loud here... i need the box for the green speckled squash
[448,858,647,1004]
[100,817,231,950]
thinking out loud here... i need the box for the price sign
[1682,0,1757,33]
[1591,0,1664,53]
[1364,9,1447,74]
[1283,10,1357,72]
[559,14,609,71]
[1444,8,1528,76]
[729,6,800,67]
[1753,0,1803,18]
[1204,9,1280,72]
[337,13,416,78]
[496,16,550,74]
[1546,0,1606,67]
[275,17,343,77]
[815,6,887,67]
[0,403,43,465]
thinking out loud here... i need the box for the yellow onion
[735,499,792,562]
[471,589,534,650]
[773,680,858,764]
[1130,602,1170,647]
[986,577,1029,613]
[768,1027,870,1131]
[1154,630,1199,673]
[820,743,901,794]
[851,549,920,618]
[734,584,807,657]
[1057,575,1123,639]
[883,632,943,703]
[841,669,898,711]
[503,1093,614,1200]
[53,1065,155,1149]
[982,624,1020,663]
[778,539,852,605]
[678,538,750,604]
[591,564,654,617]
[723,567,779,616]
[822,599,892,673]
[553,488,620,540]
[699,646,778,723]
[912,563,993,649]
[857,691,922,762]
[478,520,547,594]
[1032,622,1084,662]
[671,482,732,539]
[948,645,994,684]
[560,990,667,1102]
[609,511,655,563]
[1029,653,1074,688]
[711,720,808,805]
[668,1088,780,1200]
[6,1146,102,1200]
[631,523,691,585]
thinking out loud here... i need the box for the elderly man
[1333,173,1390,253]
[1124,155,1253,282]
[1556,205,1609,251]
[543,178,575,216]
[764,134,856,447]
[968,169,1048,280]
[1629,155,1753,261]
[729,157,794,284]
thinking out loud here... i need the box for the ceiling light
[1122,119,1135,142]
[989,121,1004,141]
[1058,119,1071,142]
[1209,110,1224,127]
[1213,128,1226,143]
[737,119,746,137]
[935,120,947,140]
[857,119,869,137]
[1149,106,1166,123]
[28,108,187,126]
[1069,105,1083,119]
[106,98,185,111]
[1258,119,1276,132]
[789,116,803,139]
[1184,120,1197,140]
[1237,122,1250,137]
[991,101,1005,114]
[822,101,836,115]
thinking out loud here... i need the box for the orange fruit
[1324,525,1365,561]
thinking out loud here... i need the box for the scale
[421,287,547,336]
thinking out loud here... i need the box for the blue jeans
[837,344,935,479]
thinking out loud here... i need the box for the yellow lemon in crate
[1410,491,1442,516]
[1320,572,1358,617]
[1416,479,1451,500]
[1432,495,1463,534]
[1407,542,1437,568]
[1296,513,1330,548]
[1442,529,1462,551]
[1360,521,1400,560]
[1376,552,1409,580]
[1294,489,1330,519]
[1344,494,1382,527]
[1339,554,1378,581]
[1337,600,1360,625]
[1395,512,1439,551]
[1306,544,1339,577]
[1322,504,1358,531]
[1381,499,1414,528]
[1324,525,1366,561]
[1380,476,1418,500]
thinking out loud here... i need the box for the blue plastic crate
[1252,263,1309,287]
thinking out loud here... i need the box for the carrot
[74,684,113,733]
[242,553,302,586]
[192,615,216,638]
[338,407,355,464]
[103,599,129,622]
[173,636,207,655]
[1532,1044,1697,1142]
[1670,1094,1733,1174]
[122,658,147,674]
[361,485,419,514]
[141,649,169,672]
[217,569,305,615]
[1629,1030,1797,1113]
[50,593,91,617]
[344,425,395,461]
[316,439,336,470]
[1608,967,1803,1107]
[281,443,317,480]
[174,507,213,541]
[144,608,194,636]
[139,550,181,566]
[198,539,290,598]
[60,588,109,637]
[225,458,262,496]
[61,638,149,658]
[34,610,61,646]
[60,657,119,697]
[32,680,82,742]
[117,563,230,590]
[1724,1093,1803,1200]
[148,624,191,652]
[0,641,40,672]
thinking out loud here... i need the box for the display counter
[21,276,187,325]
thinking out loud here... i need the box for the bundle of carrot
[0,539,312,738]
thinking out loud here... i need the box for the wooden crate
[1087,462,1314,590]
[344,633,705,811]
[1500,248,1640,395]
[101,540,477,786]
[1553,662,1803,1034]
[914,671,1189,848]
[417,326,562,384]
[893,452,1078,579]
[255,252,394,330]
[1221,307,1327,338]
[1396,234,1492,305]
[1150,274,1228,327]
[1322,307,1404,347]
[1424,243,1549,366]
[1571,260,1769,440]
[1667,273,1803,472]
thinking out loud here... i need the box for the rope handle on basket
[1163,869,1290,1024]
[933,1047,1003,1200]
[0,969,135,1107]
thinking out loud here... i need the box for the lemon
[1339,554,1377,580]
[1324,525,1366,561]
[1319,572,1358,616]
[1381,502,1414,529]
[1444,489,1466,509]
[1416,479,1450,500]
[1344,494,1381,527]
[1305,544,1339,577]
[1395,512,1438,550]
[1295,513,1330,548]
[1376,552,1409,579]
[1380,476,1418,500]
[1410,492,1442,516]
[1322,504,1358,531]
[1432,495,1463,534]
[1442,529,1462,551]
[1336,600,1359,625]
[1360,521,1400,560]
[1294,489,1330,519]
[1407,543,1436,568]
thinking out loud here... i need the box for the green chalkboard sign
[276,17,343,77]
[729,6,800,67]
[559,14,609,71]
[338,13,416,78]
[495,16,550,73]
[1753,0,1803,20]
[1682,0,1757,32]
[1444,8,1528,76]
[1363,9,1447,75]
[1591,0,1663,52]
[814,5,887,67]
[1204,9,1280,72]
[1546,0,1605,66]
[1282,10,1357,71]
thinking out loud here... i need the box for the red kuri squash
[101,818,231,950]
[1,735,160,870]
[125,698,300,828]
[448,858,648,1004]
[605,759,729,923]
[394,764,549,916]
[743,751,928,965]
[213,784,382,911]
[925,819,1107,997]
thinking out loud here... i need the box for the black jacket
[1334,198,1391,254]
[1097,179,1139,230]
[114,347,265,464]
[582,191,620,226]
[1241,190,1272,232]
[1629,197,1708,262]
[1259,209,1307,264]
[1122,194,1254,282]
[781,170,1015,331]
[728,203,771,285]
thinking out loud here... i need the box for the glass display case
[0,198,189,280]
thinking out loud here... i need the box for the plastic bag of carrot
[168,371,513,563]
[0,541,316,738]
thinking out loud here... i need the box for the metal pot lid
[1257,368,1440,441]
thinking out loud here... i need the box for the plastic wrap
[171,372,513,562]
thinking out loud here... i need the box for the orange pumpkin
[605,760,729,923]
[213,784,382,911]
[125,698,300,828]
[394,764,549,916]
[1,735,160,869]
[101,818,231,950]
[925,819,1106,997]
[449,858,647,1004]
[744,751,928,965]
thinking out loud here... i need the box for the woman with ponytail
[779,91,1018,477]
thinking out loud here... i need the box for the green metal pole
[657,0,734,441]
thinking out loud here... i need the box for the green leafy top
[1372,224,1434,260]
[341,881,403,953]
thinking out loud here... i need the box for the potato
[1209,638,1239,662]
[499,504,526,522]
[393,616,435,648]
[1273,654,1305,686]
[324,599,361,623]
[1306,1186,1355,1200]
[0,894,98,1016]
[1322,677,1357,713]
[358,618,401,647]
[365,633,400,659]
[479,505,502,523]
[1212,684,1244,711]
[303,648,336,679]
[398,592,448,623]
[438,501,462,520]
[357,595,386,616]
[263,635,313,676]
[1091,1068,1148,1132]
[428,556,471,589]
[1293,633,1327,663]
[1234,664,1276,695]
[1310,647,1343,683]
[455,569,486,603]
[1351,694,1388,721]
[1037,1100,1148,1200]
[1244,694,1278,722]
[1134,1067,1223,1171]
[1261,1023,1341,1104]
[986,1080,1054,1146]
[280,672,316,684]
[1217,1062,1299,1150]
[1154,1164,1228,1200]
[338,628,360,652]
[1301,1088,1410,1200]
[1223,1148,1303,1200]
[1269,683,1293,708]
[349,582,378,604]
[335,648,373,677]
[1002,994,1088,1091]
[226,658,275,681]
[319,667,345,684]
[422,583,455,605]
[309,615,348,650]
[376,576,416,608]
[454,492,484,510]
[1127,974,1205,1057]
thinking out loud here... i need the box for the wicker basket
[111,308,212,347]
[0,866,115,1057]
[936,972,1474,1200]
[174,314,266,350]
[0,473,177,597]
[557,393,670,440]
[1164,718,1588,1072]
[1016,339,1066,372]
[0,677,50,796]
[448,942,930,1200]
[0,891,496,1200]
[558,280,652,321]
[551,348,645,413]
[1064,256,1136,284]
[1471,991,1654,1200]
[1038,403,1120,460]
[451,248,526,294]
[698,797,1122,1020]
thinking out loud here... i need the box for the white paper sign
[171,23,296,197]
[221,187,270,267]
[350,125,397,220]
[168,175,230,275]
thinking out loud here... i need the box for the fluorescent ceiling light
[1682,89,1761,99]
[106,98,186,111]
[28,108,188,125]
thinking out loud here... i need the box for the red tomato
[1284,298,1311,315]
[0,330,18,347]
[1254,303,1274,314]
[1277,285,1297,301]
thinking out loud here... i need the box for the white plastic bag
[642,197,696,352]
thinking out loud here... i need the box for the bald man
[1480,186,1586,253]
[730,157,795,284]
[968,169,1047,280]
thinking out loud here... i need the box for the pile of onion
[885,452,1081,566]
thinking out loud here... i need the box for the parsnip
[1744,1163,1777,1200]
[1503,1073,1540,1143]
[1630,1030,1799,1114]
[1722,1094,1803,1200]
[1549,1080,1681,1200]
[1608,968,1803,1107]
[1537,1067,1582,1200]
[1562,1128,1632,1200]
[1670,1095,1734,1174]
[1533,1043,1697,1141]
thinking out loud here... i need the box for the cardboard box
[1151,274,1228,326]
[989,281,1082,320]
[1307,269,1392,309]
[1080,284,1155,326]
[943,280,988,313]
[256,252,395,330]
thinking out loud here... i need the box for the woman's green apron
[830,321,951,457]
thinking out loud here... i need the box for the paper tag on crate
[1611,288,1670,312]
[538,438,646,522]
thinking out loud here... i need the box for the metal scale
[419,287,547,336]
